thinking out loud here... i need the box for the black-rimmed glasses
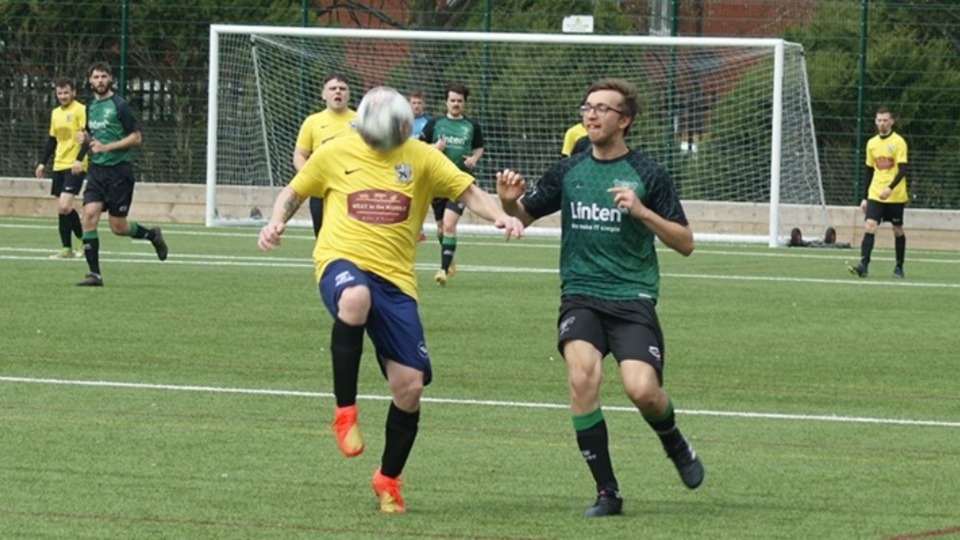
[579,104,624,116]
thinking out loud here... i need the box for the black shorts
[865,200,905,226]
[50,169,86,197]
[557,295,666,382]
[83,162,136,218]
[431,198,465,222]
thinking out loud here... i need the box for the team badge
[613,178,638,190]
[395,163,412,184]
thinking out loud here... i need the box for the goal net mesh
[210,28,825,240]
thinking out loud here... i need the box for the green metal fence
[2,0,958,208]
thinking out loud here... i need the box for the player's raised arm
[607,186,693,256]
[457,183,524,241]
[495,169,536,227]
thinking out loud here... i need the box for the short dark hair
[87,61,112,77]
[322,73,350,87]
[54,77,75,90]
[585,77,640,135]
[445,82,470,101]
[876,106,893,117]
[409,90,425,100]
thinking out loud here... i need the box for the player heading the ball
[257,85,523,514]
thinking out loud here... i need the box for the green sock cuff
[643,399,675,423]
[441,236,457,247]
[128,222,140,237]
[82,231,98,240]
[572,407,604,431]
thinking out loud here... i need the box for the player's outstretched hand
[493,215,525,242]
[258,221,285,251]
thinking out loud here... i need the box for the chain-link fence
[2,0,958,208]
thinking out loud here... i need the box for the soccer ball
[356,86,414,152]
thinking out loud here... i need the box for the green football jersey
[522,150,688,302]
[420,116,483,172]
[85,94,141,166]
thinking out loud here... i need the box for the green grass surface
[2,216,959,539]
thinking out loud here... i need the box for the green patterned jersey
[521,150,688,302]
[85,94,141,166]
[420,116,483,172]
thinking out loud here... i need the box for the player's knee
[624,384,660,411]
[567,363,601,397]
[389,373,423,409]
[337,286,372,323]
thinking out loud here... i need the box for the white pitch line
[2,247,960,286]
[2,376,959,429]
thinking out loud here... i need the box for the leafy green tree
[0,0,303,182]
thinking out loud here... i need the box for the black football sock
[441,237,457,273]
[895,235,906,267]
[573,408,618,493]
[380,402,420,478]
[82,231,100,275]
[644,400,685,455]
[58,214,72,248]
[860,232,875,267]
[331,318,364,408]
[69,209,82,240]
[128,222,157,241]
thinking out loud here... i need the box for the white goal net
[207,25,825,246]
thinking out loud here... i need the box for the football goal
[207,25,826,246]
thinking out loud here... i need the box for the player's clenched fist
[258,221,285,251]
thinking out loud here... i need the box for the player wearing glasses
[496,78,704,517]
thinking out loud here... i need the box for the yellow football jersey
[561,123,587,156]
[294,108,357,152]
[49,100,88,171]
[865,132,908,203]
[290,135,474,299]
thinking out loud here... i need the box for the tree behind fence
[1,0,958,209]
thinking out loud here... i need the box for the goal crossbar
[207,25,825,246]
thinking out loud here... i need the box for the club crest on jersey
[612,178,638,190]
[395,163,412,184]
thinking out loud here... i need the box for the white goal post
[207,25,826,246]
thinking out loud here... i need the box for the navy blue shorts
[557,295,665,384]
[319,259,432,385]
